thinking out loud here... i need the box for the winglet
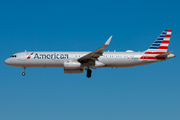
[105,36,112,45]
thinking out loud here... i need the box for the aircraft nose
[4,58,10,65]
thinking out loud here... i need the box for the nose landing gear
[86,69,92,78]
[22,72,25,76]
[22,67,26,76]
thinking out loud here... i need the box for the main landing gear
[86,69,92,78]
[22,67,26,76]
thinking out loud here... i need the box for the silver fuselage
[4,51,175,68]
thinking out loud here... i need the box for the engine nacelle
[64,69,83,74]
[63,60,81,69]
[95,61,105,67]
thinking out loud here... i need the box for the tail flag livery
[141,29,172,60]
[146,29,172,52]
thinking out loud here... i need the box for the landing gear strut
[86,69,92,78]
[22,67,26,76]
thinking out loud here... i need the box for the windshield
[10,55,17,57]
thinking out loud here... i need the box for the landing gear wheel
[22,67,26,76]
[22,72,25,76]
[86,69,92,78]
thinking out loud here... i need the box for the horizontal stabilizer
[156,51,173,58]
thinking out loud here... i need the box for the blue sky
[0,0,180,120]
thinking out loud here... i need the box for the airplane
[4,29,175,78]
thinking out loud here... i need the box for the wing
[78,36,112,63]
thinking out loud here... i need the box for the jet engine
[63,60,81,69]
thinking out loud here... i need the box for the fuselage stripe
[140,56,165,60]
[144,52,165,54]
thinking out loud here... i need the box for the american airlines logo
[27,52,34,59]
[34,53,69,59]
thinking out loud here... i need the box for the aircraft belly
[101,57,139,67]
[32,59,63,67]
[12,59,64,67]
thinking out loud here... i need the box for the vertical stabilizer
[140,29,172,60]
[145,29,172,53]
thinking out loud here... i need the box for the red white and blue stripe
[140,29,172,60]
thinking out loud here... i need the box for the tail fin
[145,29,172,53]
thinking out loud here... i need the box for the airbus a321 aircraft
[5,29,175,78]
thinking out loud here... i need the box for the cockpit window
[10,55,16,57]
